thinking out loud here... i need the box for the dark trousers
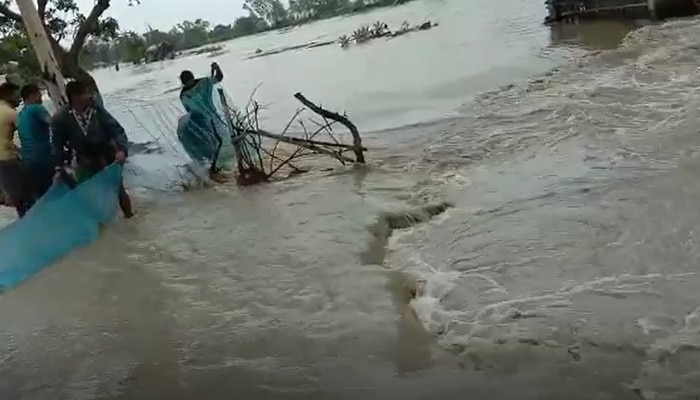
[24,161,54,200]
[72,160,133,219]
[0,158,32,217]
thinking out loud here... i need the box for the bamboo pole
[14,0,67,109]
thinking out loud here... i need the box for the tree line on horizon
[0,0,413,83]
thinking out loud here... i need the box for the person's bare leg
[118,183,134,218]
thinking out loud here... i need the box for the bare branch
[298,120,309,140]
[268,113,343,176]
[253,129,356,164]
[283,109,304,135]
[269,145,305,177]
[269,132,363,151]
[253,101,260,131]
[38,0,48,22]
[243,83,263,113]
[308,117,341,146]
[70,0,110,58]
[0,3,22,22]
[259,145,303,174]
[269,108,304,171]
[268,122,312,177]
[294,93,365,163]
[220,90,367,183]
[320,115,341,146]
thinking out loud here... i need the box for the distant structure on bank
[145,42,176,63]
[545,0,700,23]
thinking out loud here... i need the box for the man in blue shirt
[17,84,53,199]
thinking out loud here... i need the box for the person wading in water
[51,80,135,218]
[0,82,32,217]
[178,62,229,183]
[179,62,224,99]
[17,83,54,200]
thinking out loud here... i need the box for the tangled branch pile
[226,91,367,185]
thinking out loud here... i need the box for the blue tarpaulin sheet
[0,163,123,291]
[178,78,235,168]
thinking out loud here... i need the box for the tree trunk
[7,0,106,108]
[14,0,68,108]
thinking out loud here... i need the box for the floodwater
[2,0,700,399]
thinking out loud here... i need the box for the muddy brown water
[2,0,700,399]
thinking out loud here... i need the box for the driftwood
[224,91,367,185]
[293,93,365,163]
[255,129,356,164]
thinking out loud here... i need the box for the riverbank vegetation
[339,19,436,48]
[0,0,418,85]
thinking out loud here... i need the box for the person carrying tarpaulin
[177,62,233,182]
[178,63,265,185]
[51,80,134,219]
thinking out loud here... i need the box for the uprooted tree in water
[231,91,366,185]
